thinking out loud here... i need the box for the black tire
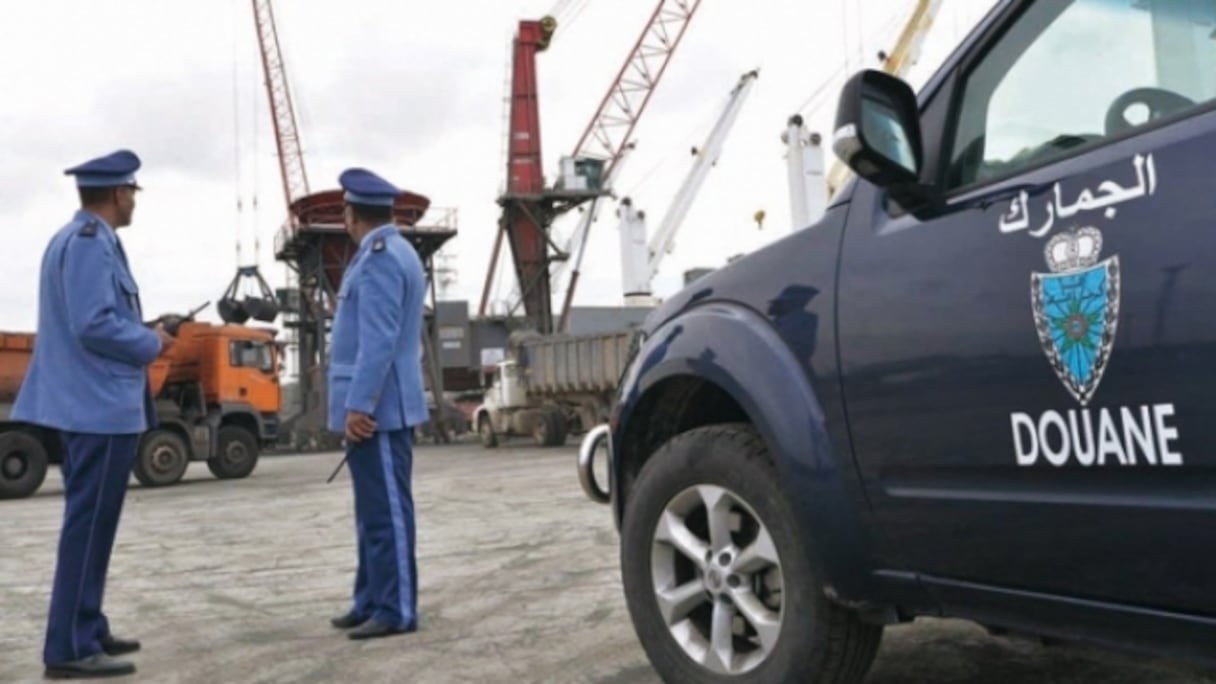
[621,423,883,684]
[546,409,568,447]
[0,431,50,499]
[134,430,190,488]
[208,425,259,479]
[533,408,566,448]
[479,415,498,449]
[532,410,553,447]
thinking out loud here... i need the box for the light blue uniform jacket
[327,224,429,433]
[13,210,161,435]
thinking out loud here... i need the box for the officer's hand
[345,411,377,443]
[154,324,175,351]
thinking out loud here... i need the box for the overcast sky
[0,0,998,332]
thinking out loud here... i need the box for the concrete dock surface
[2,442,1213,683]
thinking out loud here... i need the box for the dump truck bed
[521,331,633,396]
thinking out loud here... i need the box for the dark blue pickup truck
[578,0,1216,681]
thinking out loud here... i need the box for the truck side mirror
[832,69,933,209]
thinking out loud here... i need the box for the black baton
[326,441,349,483]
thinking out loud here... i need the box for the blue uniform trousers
[346,428,417,630]
[43,432,138,666]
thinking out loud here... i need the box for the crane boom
[615,70,757,304]
[643,70,757,283]
[252,0,310,223]
[571,0,702,180]
[881,0,944,79]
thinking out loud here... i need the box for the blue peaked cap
[339,168,400,207]
[64,149,141,188]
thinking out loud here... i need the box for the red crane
[487,17,559,333]
[252,0,310,224]
[480,0,702,334]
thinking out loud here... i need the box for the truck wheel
[533,408,566,447]
[0,431,49,499]
[621,424,882,683]
[546,409,568,447]
[532,411,552,447]
[527,408,556,447]
[208,426,259,479]
[134,430,189,488]
[479,416,498,448]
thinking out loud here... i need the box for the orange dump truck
[0,321,281,499]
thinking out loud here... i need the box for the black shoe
[330,611,369,629]
[99,635,140,656]
[347,619,413,640]
[44,653,136,679]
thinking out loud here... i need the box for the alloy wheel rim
[650,484,784,675]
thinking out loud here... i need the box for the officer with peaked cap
[13,149,174,679]
[325,167,428,640]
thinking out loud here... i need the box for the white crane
[615,69,759,306]
[782,115,827,232]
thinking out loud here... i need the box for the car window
[946,0,1216,189]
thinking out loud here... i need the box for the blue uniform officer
[13,150,173,679]
[326,168,429,640]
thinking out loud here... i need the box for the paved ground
[1,441,1214,683]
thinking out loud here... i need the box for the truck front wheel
[620,424,882,683]
[208,426,259,480]
[134,430,190,488]
[0,431,49,499]
[479,415,498,449]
